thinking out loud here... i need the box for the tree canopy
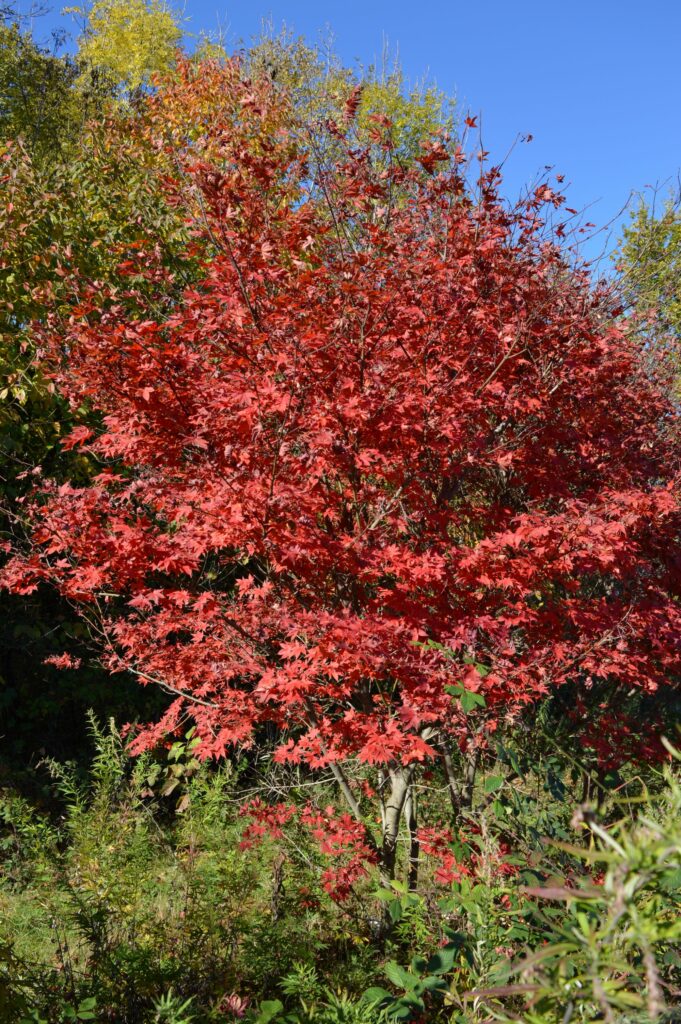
[3,56,679,884]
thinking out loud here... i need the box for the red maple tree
[3,58,680,883]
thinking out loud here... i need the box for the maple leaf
[61,425,94,450]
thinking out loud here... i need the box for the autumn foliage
[3,57,680,882]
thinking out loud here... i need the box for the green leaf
[460,689,486,713]
[417,975,448,993]
[496,742,523,777]
[395,994,425,1011]
[362,986,392,1006]
[256,1000,284,1023]
[388,899,403,923]
[484,775,504,794]
[427,945,457,975]
[661,867,681,892]
[384,961,416,989]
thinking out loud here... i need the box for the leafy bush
[358,748,681,1024]
[0,718,376,1022]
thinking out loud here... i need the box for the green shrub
[0,717,372,1022]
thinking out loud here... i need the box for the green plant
[363,936,458,1021]
[493,756,681,1023]
[408,749,681,1024]
[152,989,195,1024]
[254,972,385,1023]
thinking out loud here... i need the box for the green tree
[617,194,681,395]
[0,76,191,769]
[245,27,454,163]
[0,21,85,166]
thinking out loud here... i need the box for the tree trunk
[380,766,414,883]
[441,739,480,818]
[404,785,419,891]
[462,745,480,810]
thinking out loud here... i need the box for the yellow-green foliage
[0,24,83,165]
[69,0,182,92]
[357,73,452,158]
[246,29,453,160]
[618,198,681,396]
[0,116,193,505]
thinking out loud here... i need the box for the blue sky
[32,0,681,266]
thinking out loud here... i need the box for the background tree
[66,0,182,95]
[0,22,80,166]
[245,27,453,161]
[0,7,189,767]
[0,114,203,764]
[617,192,681,396]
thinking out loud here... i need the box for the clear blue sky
[31,0,681,266]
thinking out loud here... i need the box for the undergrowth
[1,718,680,1023]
